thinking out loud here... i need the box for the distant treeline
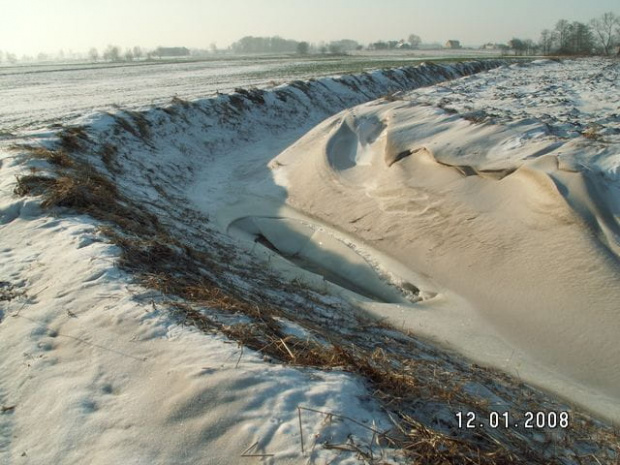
[230,36,362,55]
[231,36,299,54]
[2,11,619,64]
[510,12,620,56]
[92,45,190,62]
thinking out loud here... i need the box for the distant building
[482,43,497,50]
[445,40,461,49]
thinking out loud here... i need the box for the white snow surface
[0,158,395,465]
[2,57,620,464]
[1,60,507,465]
[269,58,620,422]
[0,53,499,133]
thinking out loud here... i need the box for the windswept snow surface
[0,53,498,133]
[271,58,620,422]
[1,60,512,464]
[0,194,392,465]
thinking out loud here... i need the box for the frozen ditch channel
[228,213,419,304]
[68,59,504,304]
[75,57,620,422]
[6,58,619,463]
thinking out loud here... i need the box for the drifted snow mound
[228,215,419,304]
[60,60,510,307]
[271,101,620,421]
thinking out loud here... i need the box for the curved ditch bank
[10,59,617,462]
[40,60,513,300]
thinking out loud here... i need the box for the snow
[0,154,396,465]
[270,58,620,422]
[2,57,619,463]
[1,59,508,464]
[412,58,620,143]
[0,54,497,133]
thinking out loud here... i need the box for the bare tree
[132,46,143,60]
[590,12,618,55]
[508,38,527,55]
[568,22,594,55]
[539,29,554,55]
[103,45,121,62]
[88,47,99,62]
[523,39,539,55]
[124,49,134,61]
[331,39,359,52]
[497,44,510,55]
[328,42,343,54]
[296,41,309,55]
[408,34,421,49]
[555,19,571,52]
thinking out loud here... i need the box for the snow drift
[7,59,561,464]
[270,97,620,422]
[4,57,620,465]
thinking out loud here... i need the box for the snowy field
[0,51,500,132]
[1,58,619,464]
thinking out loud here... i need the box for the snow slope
[1,60,517,465]
[0,55,499,133]
[0,192,393,465]
[2,58,619,464]
[272,100,620,422]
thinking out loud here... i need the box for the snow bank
[4,58,618,464]
[0,147,402,465]
[270,84,620,422]
[1,60,515,464]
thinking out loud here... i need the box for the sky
[1,0,618,56]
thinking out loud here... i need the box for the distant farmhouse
[445,40,461,49]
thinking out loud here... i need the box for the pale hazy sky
[2,0,618,56]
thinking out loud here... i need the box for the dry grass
[234,88,266,105]
[227,94,246,113]
[582,125,603,141]
[171,96,192,108]
[14,174,57,197]
[15,169,114,208]
[126,111,152,141]
[393,414,527,465]
[111,114,139,138]
[98,143,121,174]
[462,110,489,124]
[437,99,459,114]
[15,163,159,236]
[58,126,90,152]
[161,106,178,117]
[10,145,73,167]
[382,91,404,102]
[0,281,25,302]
